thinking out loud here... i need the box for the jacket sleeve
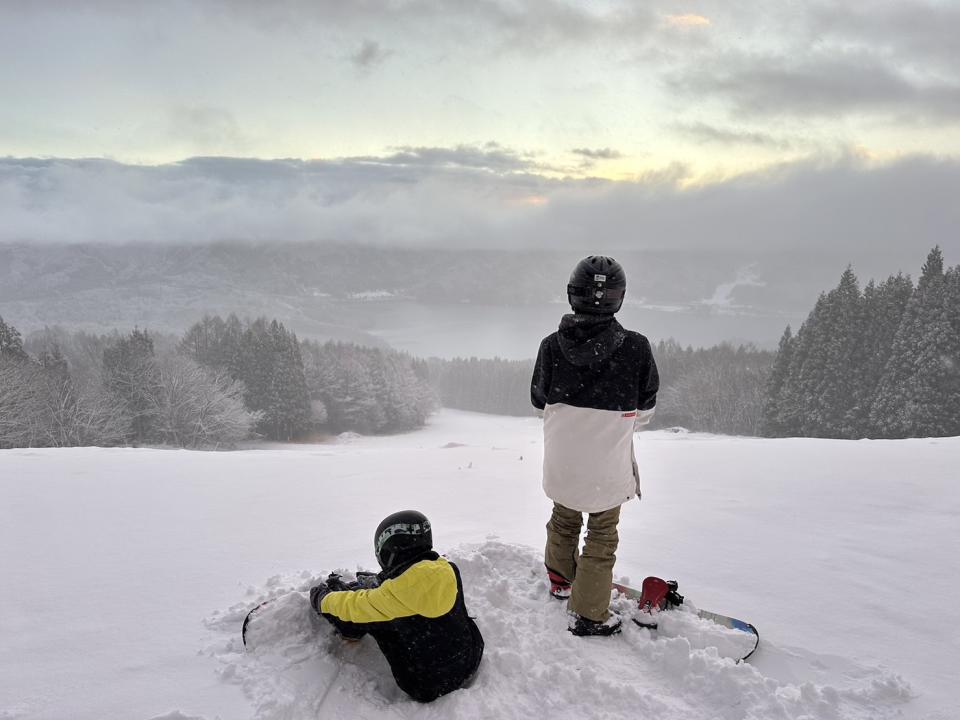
[320,559,458,624]
[530,338,551,410]
[635,338,659,425]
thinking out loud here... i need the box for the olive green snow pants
[545,502,620,622]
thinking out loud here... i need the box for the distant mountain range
[0,242,827,357]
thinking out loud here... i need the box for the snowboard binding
[638,577,684,613]
[632,577,684,629]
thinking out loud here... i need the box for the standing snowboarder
[309,510,484,702]
[531,256,659,636]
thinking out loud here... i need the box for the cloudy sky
[1,0,958,274]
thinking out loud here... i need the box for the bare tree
[0,359,45,448]
[149,354,259,448]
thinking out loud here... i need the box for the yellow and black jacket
[319,551,484,702]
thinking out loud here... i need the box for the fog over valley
[0,240,897,357]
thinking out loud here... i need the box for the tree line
[762,247,960,439]
[424,342,774,436]
[8,245,952,449]
[0,314,435,449]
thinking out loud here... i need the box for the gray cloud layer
[669,52,960,122]
[672,122,791,149]
[571,148,623,160]
[2,151,956,281]
[663,1,960,126]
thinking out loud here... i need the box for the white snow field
[1,409,958,720]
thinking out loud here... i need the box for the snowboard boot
[568,612,623,637]
[546,567,572,599]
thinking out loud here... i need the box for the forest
[0,314,434,449]
[2,246,956,448]
[763,247,960,439]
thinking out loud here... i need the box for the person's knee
[547,509,582,536]
[586,523,619,543]
[583,528,619,557]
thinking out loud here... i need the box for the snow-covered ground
[1,410,957,720]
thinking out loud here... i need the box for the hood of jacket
[557,313,626,366]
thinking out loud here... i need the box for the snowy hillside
[1,410,957,720]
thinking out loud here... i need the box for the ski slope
[1,410,957,720]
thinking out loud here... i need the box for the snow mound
[204,541,912,720]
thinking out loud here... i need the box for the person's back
[531,256,659,635]
[533,313,657,513]
[311,511,484,702]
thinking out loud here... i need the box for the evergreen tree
[265,320,311,440]
[180,314,245,375]
[761,326,794,436]
[871,248,960,437]
[233,318,311,441]
[775,268,866,438]
[302,340,344,429]
[817,267,867,437]
[102,328,161,443]
[336,346,382,433]
[378,351,431,431]
[780,293,826,436]
[858,274,913,435]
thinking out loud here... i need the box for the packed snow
[1,410,957,720]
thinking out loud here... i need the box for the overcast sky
[1,0,958,272]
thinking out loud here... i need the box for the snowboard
[243,572,381,649]
[242,591,310,649]
[612,581,760,662]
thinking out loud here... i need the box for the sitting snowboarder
[309,510,484,703]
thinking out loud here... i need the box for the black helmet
[374,510,433,570]
[567,256,626,314]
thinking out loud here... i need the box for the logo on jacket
[622,411,637,418]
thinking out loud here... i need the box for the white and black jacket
[531,314,659,513]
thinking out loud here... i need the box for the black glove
[354,571,381,589]
[309,582,332,614]
[326,573,350,592]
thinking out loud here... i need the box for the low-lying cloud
[1,151,957,279]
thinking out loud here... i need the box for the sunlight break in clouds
[665,14,711,27]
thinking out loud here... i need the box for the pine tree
[781,293,826,436]
[102,328,161,443]
[265,320,311,440]
[762,326,794,436]
[778,268,866,438]
[233,318,311,441]
[859,274,913,435]
[870,247,959,437]
[819,267,867,437]
[336,346,382,433]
